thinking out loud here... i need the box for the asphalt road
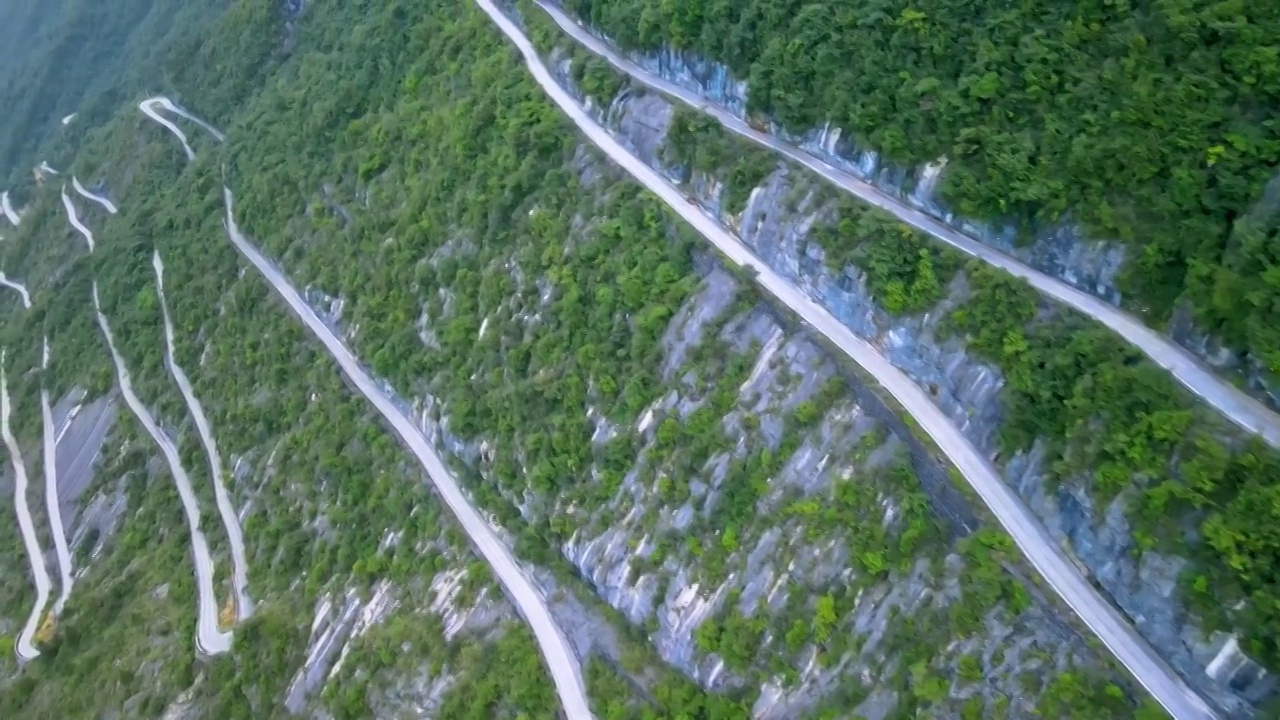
[0,272,32,308]
[138,97,225,162]
[221,187,593,720]
[53,396,115,529]
[52,388,87,447]
[480,2,1218,718]
[41,339,75,615]
[72,176,118,215]
[1,190,19,226]
[139,98,196,161]
[154,251,253,621]
[156,98,225,143]
[3,355,52,661]
[60,186,95,252]
[92,283,232,656]
[532,0,1280,452]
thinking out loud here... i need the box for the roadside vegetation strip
[3,350,52,660]
[528,0,1280,451]
[154,250,253,621]
[477,2,1217,718]
[222,188,593,719]
[41,338,75,615]
[92,283,232,655]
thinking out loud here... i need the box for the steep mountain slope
[508,3,1280,716]
[0,0,231,190]
[0,0,1268,718]
[549,0,1280,399]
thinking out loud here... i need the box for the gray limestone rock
[549,59,1270,713]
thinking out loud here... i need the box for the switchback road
[531,0,1280,451]
[60,186,95,252]
[92,283,232,655]
[3,352,51,661]
[41,338,75,615]
[154,251,253,621]
[479,2,1218,717]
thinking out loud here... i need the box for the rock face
[286,592,365,713]
[52,391,121,559]
[1166,173,1280,407]
[549,281,1112,718]
[540,0,1280,407]
[558,17,1126,304]
[796,123,1129,305]
[294,100,1134,714]
[283,537,515,716]
[530,38,1274,715]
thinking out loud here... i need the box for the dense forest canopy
[561,0,1280,375]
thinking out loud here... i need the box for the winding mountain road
[3,350,51,661]
[221,188,592,720]
[154,251,253,621]
[478,2,1217,718]
[60,186,95,252]
[72,176,118,215]
[41,338,75,614]
[0,273,32,308]
[531,0,1280,451]
[92,283,232,655]
[1,191,20,226]
[138,97,224,161]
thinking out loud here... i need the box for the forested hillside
[515,3,1280,715]
[13,0,1280,716]
[0,0,1188,718]
[0,0,232,191]
[559,0,1280,379]
[0,0,604,715]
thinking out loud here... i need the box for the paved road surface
[0,272,32,308]
[60,186,95,252]
[54,397,116,528]
[138,97,225,161]
[72,176,118,215]
[92,283,232,656]
[53,393,85,445]
[41,339,75,614]
[532,0,1280,451]
[154,251,253,621]
[479,2,1218,718]
[51,389,86,440]
[222,187,593,720]
[1,191,20,226]
[153,97,225,143]
[3,352,52,661]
